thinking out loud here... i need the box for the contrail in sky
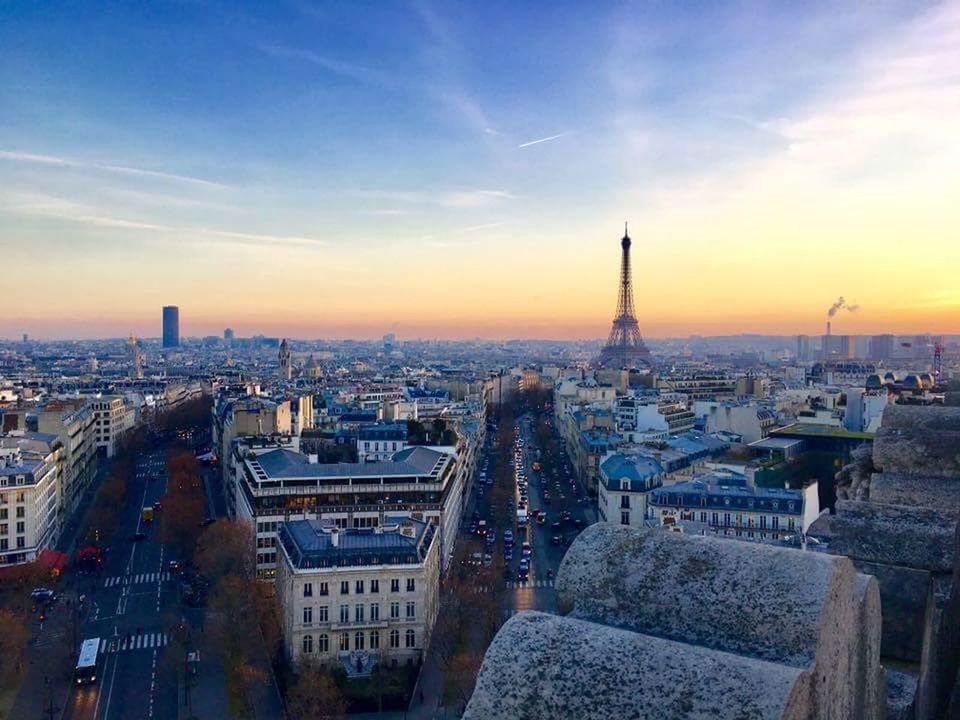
[518,131,572,148]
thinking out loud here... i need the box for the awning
[37,549,69,575]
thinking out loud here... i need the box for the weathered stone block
[873,426,960,478]
[853,560,930,663]
[869,472,960,511]
[808,500,955,572]
[885,667,918,720]
[880,405,960,432]
[463,612,811,720]
[556,524,883,720]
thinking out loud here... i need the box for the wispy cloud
[459,221,504,233]
[258,45,395,89]
[518,132,573,148]
[0,192,324,248]
[0,150,228,189]
[352,188,515,208]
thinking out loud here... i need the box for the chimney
[307,453,318,464]
[826,321,832,336]
[330,527,340,547]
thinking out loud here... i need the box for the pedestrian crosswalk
[103,632,171,654]
[505,579,555,589]
[103,571,171,588]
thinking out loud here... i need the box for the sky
[1,1,959,340]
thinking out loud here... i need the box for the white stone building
[276,516,440,672]
[0,434,62,566]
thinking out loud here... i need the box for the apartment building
[231,438,460,577]
[0,435,62,565]
[37,399,97,519]
[276,516,440,670]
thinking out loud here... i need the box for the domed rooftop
[865,374,884,390]
[901,374,923,390]
[884,371,897,382]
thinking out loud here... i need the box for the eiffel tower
[598,224,653,369]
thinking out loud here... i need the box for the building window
[724,513,731,527]
[355,604,364,622]
[390,602,400,619]
[355,580,364,594]
[318,606,328,623]
[302,635,313,654]
[318,634,329,653]
[15,522,23,534]
[303,606,313,624]
[391,578,400,593]
[620,495,630,509]
[370,630,380,649]
[700,512,707,523]
[319,582,329,596]
[340,605,349,623]
[759,516,767,529]
[340,581,349,595]
[389,629,400,648]
[772,517,779,529]
[370,603,379,621]
[303,583,313,598]
[620,511,629,525]
[406,601,415,619]
[340,634,349,651]
[370,579,379,593]
[355,631,365,650]
[406,578,415,592]
[405,629,415,648]
[788,518,796,531]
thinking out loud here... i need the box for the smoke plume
[828,296,859,317]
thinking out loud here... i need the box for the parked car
[31,588,56,603]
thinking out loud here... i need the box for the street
[62,447,179,720]
[467,409,595,621]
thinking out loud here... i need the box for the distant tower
[279,339,292,380]
[598,224,652,369]
[162,306,180,348]
[224,327,235,347]
[933,337,943,381]
[128,331,143,379]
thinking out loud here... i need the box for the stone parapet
[869,472,960,511]
[463,611,811,720]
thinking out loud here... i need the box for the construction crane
[933,337,943,381]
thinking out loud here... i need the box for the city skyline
[2,2,959,339]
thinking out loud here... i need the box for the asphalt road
[62,447,182,720]
[467,412,595,620]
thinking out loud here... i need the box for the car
[201,517,216,527]
[551,522,562,532]
[168,559,184,574]
[573,519,586,529]
[483,553,493,567]
[551,535,564,545]
[537,514,546,525]
[517,568,529,581]
[521,542,532,558]
[31,588,56,603]
[503,529,514,543]
[503,549,513,561]
[132,532,146,541]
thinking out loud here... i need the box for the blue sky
[1,1,958,339]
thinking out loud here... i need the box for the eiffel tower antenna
[598,223,652,369]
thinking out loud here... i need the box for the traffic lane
[98,641,161,720]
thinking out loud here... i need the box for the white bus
[75,638,101,684]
